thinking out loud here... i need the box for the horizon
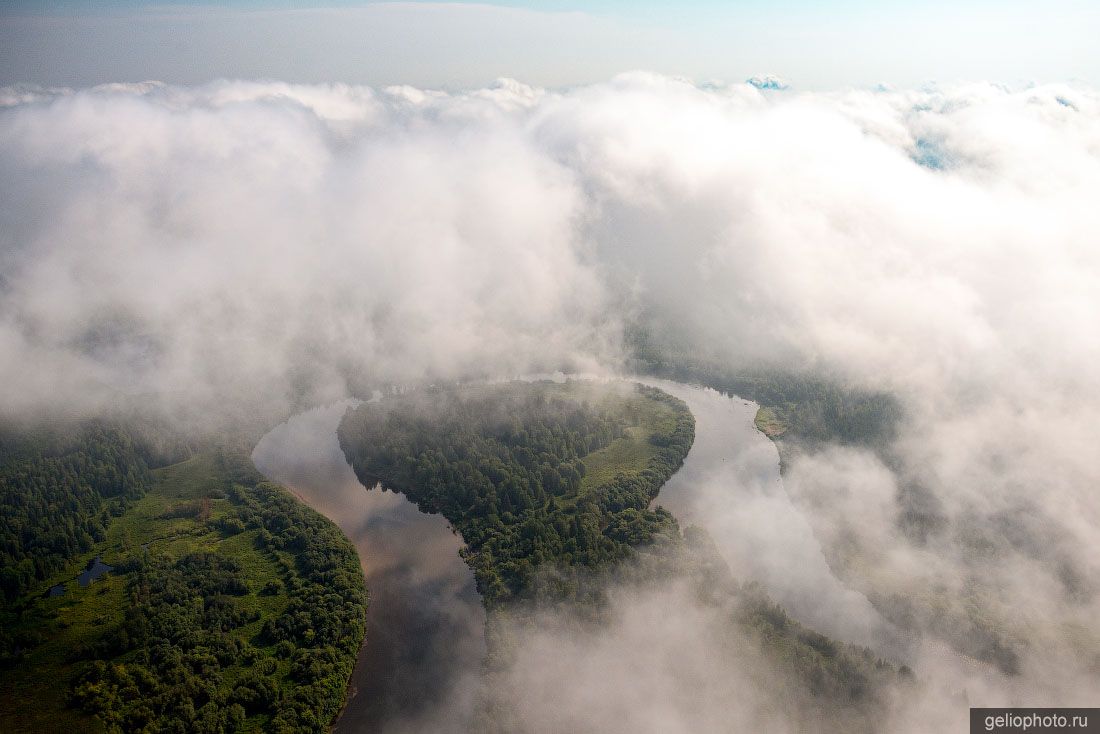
[2,1,1097,90]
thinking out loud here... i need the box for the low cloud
[0,79,613,427]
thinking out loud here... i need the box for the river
[633,377,895,651]
[252,378,893,733]
[252,402,485,733]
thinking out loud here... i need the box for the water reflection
[78,556,114,586]
[252,402,485,733]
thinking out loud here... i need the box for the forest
[0,422,152,602]
[1,378,911,733]
[0,427,366,734]
[66,476,366,733]
[338,380,696,605]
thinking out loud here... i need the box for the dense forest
[2,377,910,733]
[0,422,152,602]
[0,427,366,734]
[66,476,366,733]
[339,381,695,605]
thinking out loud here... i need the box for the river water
[252,402,485,733]
[252,378,892,733]
[633,378,894,651]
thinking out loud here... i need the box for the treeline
[0,422,152,601]
[67,476,366,734]
[232,480,367,730]
[628,335,902,450]
[338,381,694,605]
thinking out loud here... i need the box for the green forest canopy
[0,426,366,734]
[338,380,695,605]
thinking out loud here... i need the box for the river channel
[252,377,889,732]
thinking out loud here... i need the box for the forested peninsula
[338,380,695,606]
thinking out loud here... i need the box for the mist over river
[252,379,896,732]
[633,378,899,653]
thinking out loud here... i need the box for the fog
[2,75,1099,730]
[636,378,903,655]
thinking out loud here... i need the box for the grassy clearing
[754,405,787,438]
[501,382,686,515]
[578,395,678,493]
[0,454,291,734]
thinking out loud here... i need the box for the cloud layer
[0,78,613,426]
[3,74,1100,728]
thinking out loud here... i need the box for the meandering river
[252,402,485,733]
[252,377,892,733]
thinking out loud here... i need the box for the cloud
[0,78,613,428]
[3,74,1100,728]
[485,580,830,734]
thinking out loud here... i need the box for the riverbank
[253,402,486,732]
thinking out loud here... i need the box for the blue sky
[1,1,1097,89]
